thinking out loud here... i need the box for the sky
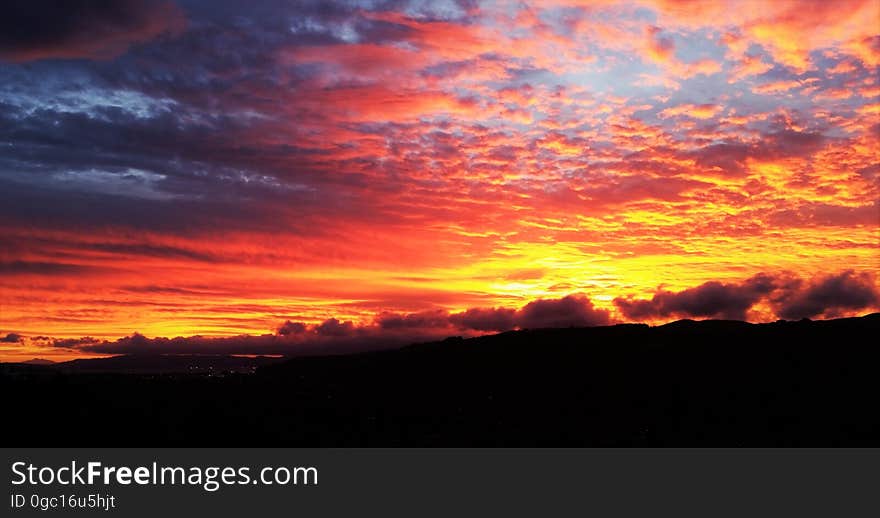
[0,0,878,360]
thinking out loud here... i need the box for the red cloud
[647,0,880,72]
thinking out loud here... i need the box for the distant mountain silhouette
[3,314,879,446]
[53,354,284,374]
[20,358,55,365]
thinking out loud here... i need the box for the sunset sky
[1,0,878,360]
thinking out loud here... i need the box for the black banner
[2,449,878,517]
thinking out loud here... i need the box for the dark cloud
[1,333,23,343]
[314,318,355,337]
[759,129,826,160]
[686,128,827,177]
[0,261,97,276]
[376,294,610,333]
[689,142,751,175]
[776,270,879,320]
[24,293,609,355]
[615,271,879,321]
[376,309,450,330]
[449,307,517,332]
[277,320,307,336]
[70,328,449,356]
[515,294,611,329]
[614,274,780,321]
[20,276,880,356]
[768,201,880,227]
[89,242,221,262]
[0,0,185,62]
[0,75,389,240]
[51,336,101,348]
[856,163,880,182]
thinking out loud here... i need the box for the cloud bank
[5,270,876,357]
[614,270,879,321]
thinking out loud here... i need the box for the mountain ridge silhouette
[3,314,878,446]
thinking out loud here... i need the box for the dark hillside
[3,315,878,446]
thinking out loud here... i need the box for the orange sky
[0,0,878,360]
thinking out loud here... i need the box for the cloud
[51,337,101,349]
[689,142,752,175]
[448,307,517,332]
[26,293,609,355]
[615,273,781,321]
[658,103,723,120]
[647,0,880,72]
[376,309,451,330]
[14,274,880,357]
[314,318,356,337]
[753,80,803,95]
[400,294,611,332]
[0,1,877,350]
[0,261,99,277]
[375,294,611,333]
[728,52,773,82]
[776,270,879,320]
[758,128,826,160]
[767,201,879,227]
[1,333,23,343]
[515,294,611,329]
[66,327,452,356]
[645,25,675,63]
[277,320,307,336]
[0,0,185,62]
[615,271,879,321]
